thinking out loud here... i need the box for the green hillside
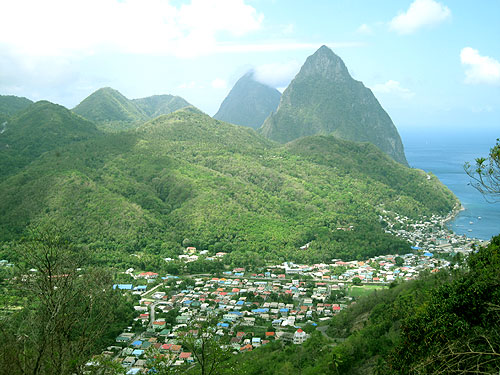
[133,94,191,118]
[260,46,408,166]
[0,95,33,118]
[72,87,148,129]
[0,107,456,266]
[0,101,99,180]
[73,88,193,132]
[214,71,281,129]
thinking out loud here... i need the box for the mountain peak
[213,71,281,129]
[260,47,408,166]
[300,45,349,80]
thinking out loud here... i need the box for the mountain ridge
[0,107,456,265]
[72,87,192,131]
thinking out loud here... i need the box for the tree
[180,319,232,375]
[352,277,362,286]
[0,230,132,375]
[465,138,500,201]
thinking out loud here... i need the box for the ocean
[401,128,499,241]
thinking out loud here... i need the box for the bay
[401,128,499,240]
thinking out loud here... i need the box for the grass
[347,284,387,298]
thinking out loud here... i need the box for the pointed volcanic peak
[260,45,408,166]
[214,70,281,129]
[132,94,192,118]
[73,87,148,125]
[0,101,99,180]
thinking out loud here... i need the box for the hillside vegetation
[0,105,456,267]
[0,101,99,181]
[72,88,191,131]
[0,95,33,118]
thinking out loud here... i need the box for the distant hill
[260,45,408,165]
[0,108,456,264]
[0,95,33,118]
[133,94,191,118]
[73,88,192,131]
[214,71,281,129]
[0,101,99,180]
[72,87,147,126]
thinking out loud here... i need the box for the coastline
[442,201,464,226]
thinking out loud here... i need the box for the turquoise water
[402,129,499,240]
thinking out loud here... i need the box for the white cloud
[357,24,373,35]
[389,0,451,34]
[460,47,500,85]
[211,78,227,89]
[372,80,415,99]
[0,0,263,58]
[214,41,362,54]
[253,61,302,88]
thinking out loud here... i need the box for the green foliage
[384,236,500,374]
[0,229,134,375]
[0,101,100,180]
[73,87,148,124]
[132,94,191,118]
[214,71,281,129]
[259,45,408,165]
[0,108,457,266]
[465,137,500,201]
[221,332,334,375]
[0,94,33,117]
[72,88,191,132]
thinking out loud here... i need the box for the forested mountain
[0,101,99,180]
[0,106,456,266]
[133,94,191,118]
[260,46,408,166]
[72,88,191,131]
[0,95,33,118]
[73,87,147,124]
[214,71,281,129]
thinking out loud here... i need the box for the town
[97,211,484,374]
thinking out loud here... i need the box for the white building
[293,328,307,344]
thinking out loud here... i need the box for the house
[138,272,159,279]
[126,368,141,375]
[116,332,134,343]
[131,349,144,357]
[252,337,261,347]
[122,356,136,367]
[170,345,182,354]
[240,344,253,352]
[153,321,166,329]
[179,352,192,360]
[293,328,307,344]
[113,284,133,290]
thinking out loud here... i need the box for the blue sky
[0,0,499,132]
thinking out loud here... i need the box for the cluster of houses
[107,270,351,372]
[96,210,487,373]
[380,210,484,255]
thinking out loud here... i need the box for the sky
[0,0,499,132]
